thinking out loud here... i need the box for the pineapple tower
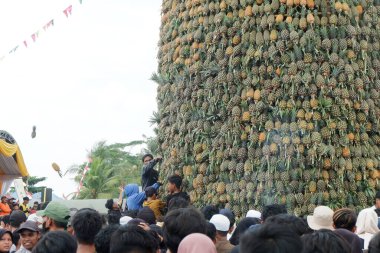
[155,0,380,217]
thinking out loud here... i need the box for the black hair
[105,199,114,210]
[137,207,156,225]
[163,207,207,253]
[265,214,309,236]
[220,208,236,230]
[206,222,216,242]
[32,231,77,253]
[167,197,189,212]
[110,225,158,253]
[94,224,120,253]
[369,231,380,253]
[0,229,13,245]
[167,175,182,189]
[261,204,287,222]
[241,223,303,253]
[1,215,10,225]
[145,187,157,198]
[52,219,68,229]
[301,229,351,253]
[123,209,138,218]
[201,205,220,221]
[149,224,166,250]
[375,208,380,217]
[229,217,261,246]
[23,197,29,201]
[332,208,357,231]
[10,210,27,227]
[71,208,102,244]
[142,154,154,162]
[107,210,122,225]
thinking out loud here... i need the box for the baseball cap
[10,210,27,227]
[307,206,334,230]
[210,214,230,232]
[246,210,262,219]
[15,220,39,233]
[36,202,70,223]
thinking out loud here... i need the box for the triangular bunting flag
[63,5,73,18]
[9,45,19,54]
[43,19,54,31]
[31,33,38,42]
[23,41,28,47]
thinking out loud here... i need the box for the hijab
[178,233,217,253]
[356,208,380,235]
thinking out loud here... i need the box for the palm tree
[67,141,143,199]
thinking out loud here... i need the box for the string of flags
[0,0,83,62]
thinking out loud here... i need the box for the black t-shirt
[166,192,190,206]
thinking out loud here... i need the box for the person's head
[265,214,309,236]
[15,220,40,251]
[142,154,154,165]
[240,223,302,253]
[145,187,157,200]
[307,206,334,230]
[71,208,102,245]
[209,214,230,237]
[36,202,70,232]
[10,210,27,228]
[23,197,30,205]
[0,229,12,252]
[356,208,380,235]
[201,205,220,221]
[110,225,159,253]
[33,202,39,210]
[105,199,119,211]
[261,204,287,222]
[1,196,7,204]
[332,208,357,232]
[167,197,189,212]
[163,207,207,253]
[13,204,19,210]
[301,229,351,253]
[246,210,262,220]
[205,222,216,244]
[219,208,236,232]
[149,224,166,250]
[137,207,156,225]
[124,184,139,197]
[178,233,217,253]
[369,231,380,253]
[32,231,77,253]
[107,210,122,225]
[94,224,119,253]
[0,216,10,230]
[375,191,380,209]
[167,175,182,193]
[229,217,261,246]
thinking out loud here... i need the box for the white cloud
[0,0,161,198]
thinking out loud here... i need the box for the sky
[0,0,162,199]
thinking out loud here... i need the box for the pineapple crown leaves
[150,72,168,85]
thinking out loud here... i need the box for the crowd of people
[1,154,380,253]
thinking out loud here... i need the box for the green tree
[22,176,47,193]
[68,141,143,199]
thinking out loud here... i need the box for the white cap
[210,214,230,232]
[246,210,262,219]
[27,213,43,224]
[307,206,334,230]
[120,216,133,225]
